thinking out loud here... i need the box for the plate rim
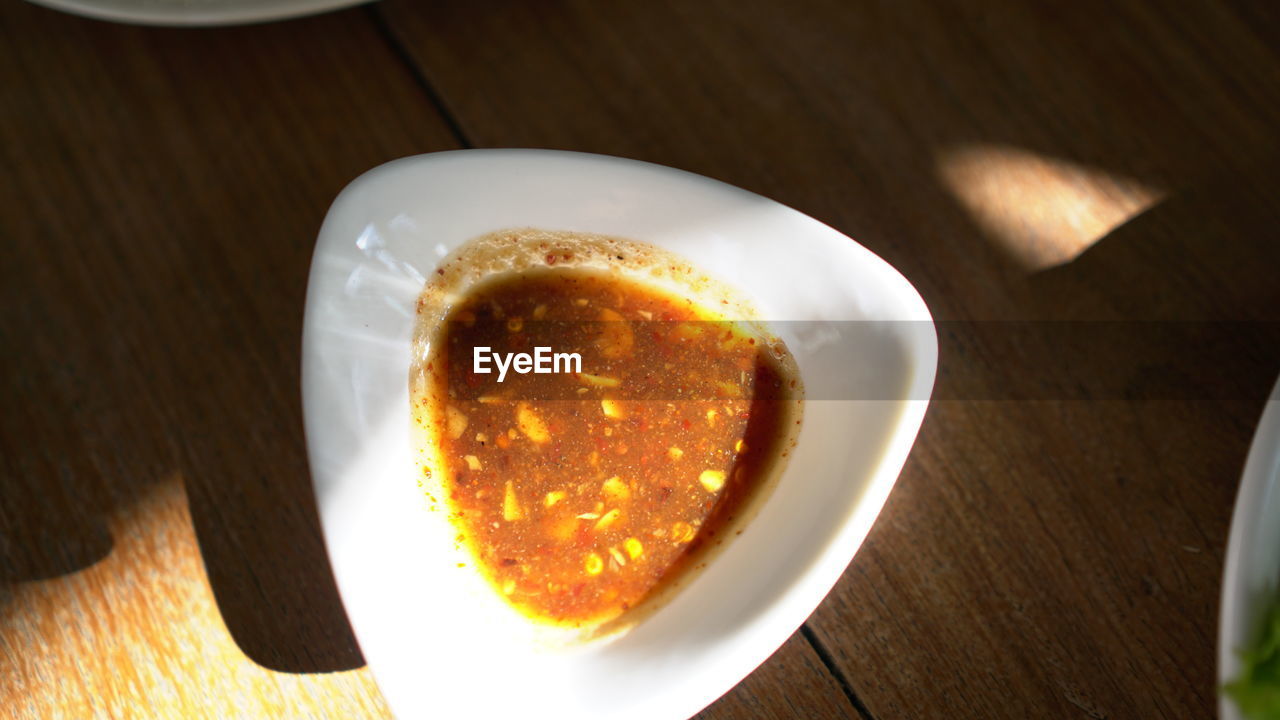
[24,0,369,27]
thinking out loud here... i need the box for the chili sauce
[414,232,801,631]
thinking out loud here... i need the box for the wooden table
[3,1,1278,717]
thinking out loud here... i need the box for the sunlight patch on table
[938,144,1163,271]
[0,475,390,719]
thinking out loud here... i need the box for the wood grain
[4,0,1279,717]
[0,2,450,717]
[0,1,857,717]
[377,0,1280,717]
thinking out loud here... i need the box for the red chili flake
[545,253,557,265]
[499,558,519,566]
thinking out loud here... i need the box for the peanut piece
[503,480,523,521]
[515,402,550,443]
[595,508,621,531]
[445,405,468,440]
[624,537,644,560]
[699,469,726,492]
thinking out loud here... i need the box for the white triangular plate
[302,150,937,719]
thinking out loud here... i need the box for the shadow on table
[0,1,401,675]
[180,423,367,673]
[1026,158,1280,399]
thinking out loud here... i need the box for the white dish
[25,0,367,26]
[1219,375,1280,719]
[301,149,937,719]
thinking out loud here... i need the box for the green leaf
[1227,595,1280,718]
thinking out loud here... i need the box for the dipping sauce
[413,231,801,631]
